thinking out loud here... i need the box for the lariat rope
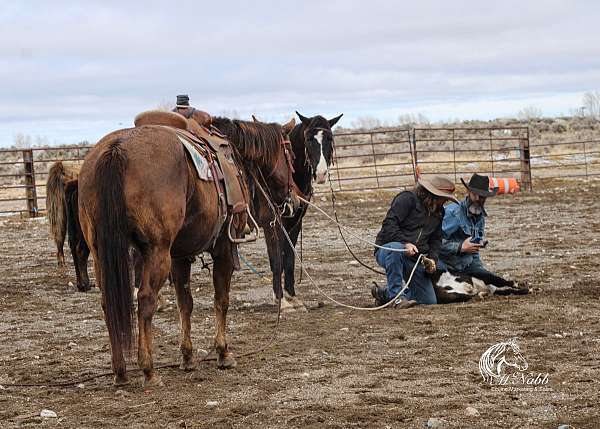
[327,178,385,274]
[251,175,420,312]
[296,194,409,253]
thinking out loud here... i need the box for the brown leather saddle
[133,110,254,246]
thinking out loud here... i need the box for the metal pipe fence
[0,145,92,216]
[1,126,599,216]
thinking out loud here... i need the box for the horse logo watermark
[479,338,551,391]
[479,337,528,383]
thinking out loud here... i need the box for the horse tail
[94,139,134,354]
[46,162,68,261]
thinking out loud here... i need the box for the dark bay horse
[46,161,81,267]
[214,116,303,305]
[78,118,296,386]
[279,111,343,310]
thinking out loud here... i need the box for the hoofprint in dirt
[0,180,599,428]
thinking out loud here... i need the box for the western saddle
[133,109,256,247]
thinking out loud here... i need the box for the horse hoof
[143,373,164,388]
[180,359,196,372]
[281,305,296,314]
[77,283,91,293]
[217,352,237,370]
[279,297,295,312]
[291,298,308,312]
[113,375,130,386]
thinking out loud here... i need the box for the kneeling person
[371,176,458,308]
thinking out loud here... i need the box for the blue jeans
[375,242,437,305]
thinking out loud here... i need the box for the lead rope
[281,220,422,311]
[4,298,282,389]
[251,175,418,311]
[327,177,385,275]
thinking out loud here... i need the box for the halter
[254,138,298,219]
[279,138,297,217]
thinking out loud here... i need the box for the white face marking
[314,130,328,182]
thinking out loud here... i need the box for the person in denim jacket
[439,173,514,287]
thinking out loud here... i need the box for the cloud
[1,0,600,145]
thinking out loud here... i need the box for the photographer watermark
[479,337,552,392]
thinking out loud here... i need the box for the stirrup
[228,206,260,244]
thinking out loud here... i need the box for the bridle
[276,137,297,217]
[255,137,299,219]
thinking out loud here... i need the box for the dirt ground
[0,179,599,428]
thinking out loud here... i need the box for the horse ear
[328,113,343,127]
[295,111,311,125]
[251,114,259,122]
[282,118,296,134]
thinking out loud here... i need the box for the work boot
[394,298,418,310]
[371,282,389,306]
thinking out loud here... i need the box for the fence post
[22,149,38,217]
[411,128,418,181]
[369,132,381,188]
[519,128,532,191]
[451,129,457,184]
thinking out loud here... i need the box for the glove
[422,256,436,274]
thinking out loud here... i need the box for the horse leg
[57,243,65,268]
[212,240,236,369]
[137,247,171,387]
[69,214,91,292]
[73,239,91,292]
[171,258,194,371]
[263,226,290,311]
[134,248,171,312]
[282,219,307,311]
[282,217,301,296]
[66,184,91,291]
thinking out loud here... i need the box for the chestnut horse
[78,118,295,386]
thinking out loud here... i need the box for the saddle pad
[178,135,213,181]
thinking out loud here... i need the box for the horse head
[501,337,528,372]
[295,111,343,184]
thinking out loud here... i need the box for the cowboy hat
[461,173,498,197]
[175,94,190,108]
[417,175,459,203]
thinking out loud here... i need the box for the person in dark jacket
[371,176,458,308]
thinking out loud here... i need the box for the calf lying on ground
[432,271,529,304]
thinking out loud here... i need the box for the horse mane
[479,341,508,382]
[212,117,283,169]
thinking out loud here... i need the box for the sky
[1,0,600,147]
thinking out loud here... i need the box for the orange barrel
[489,177,520,194]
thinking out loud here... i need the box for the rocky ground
[0,179,599,428]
